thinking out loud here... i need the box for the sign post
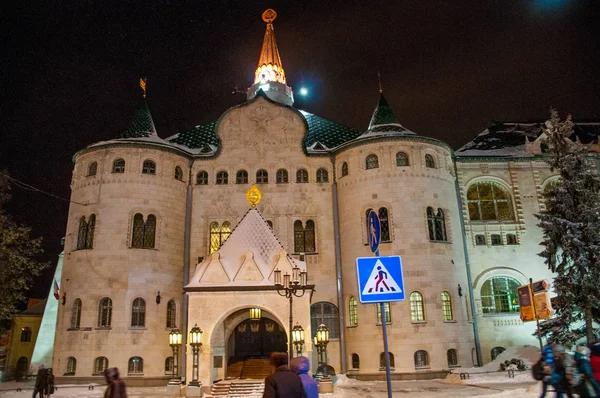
[517,279,552,352]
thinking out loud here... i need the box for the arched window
[166,300,177,328]
[256,169,268,184]
[98,297,112,328]
[165,357,174,374]
[77,216,87,250]
[441,292,453,321]
[425,154,436,168]
[236,170,248,184]
[216,171,228,184]
[366,154,379,169]
[481,277,520,314]
[475,235,486,245]
[491,347,506,361]
[447,349,458,367]
[341,162,349,177]
[310,302,340,339]
[128,357,143,374]
[396,152,409,166]
[94,356,109,374]
[351,353,360,369]
[414,350,429,369]
[276,169,288,184]
[376,302,391,324]
[131,298,146,327]
[76,214,96,250]
[210,221,231,253]
[467,182,515,221]
[410,292,425,322]
[366,208,391,243]
[296,168,309,183]
[131,213,156,249]
[380,352,395,369]
[88,162,98,176]
[20,327,32,342]
[491,234,502,245]
[196,171,208,185]
[66,357,77,375]
[348,296,358,326]
[112,159,125,173]
[294,220,316,253]
[427,207,447,242]
[316,168,328,183]
[174,166,183,181]
[142,160,156,175]
[71,298,82,329]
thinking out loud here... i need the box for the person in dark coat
[44,368,55,397]
[263,352,307,398]
[290,356,318,398]
[104,367,127,398]
[590,344,600,387]
[32,365,47,398]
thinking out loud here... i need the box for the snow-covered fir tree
[536,109,600,345]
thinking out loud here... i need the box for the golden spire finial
[262,9,277,24]
[140,77,147,98]
[246,184,262,208]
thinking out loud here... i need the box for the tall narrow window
[294,220,316,253]
[366,154,379,169]
[506,234,518,245]
[376,302,391,324]
[196,171,208,185]
[216,171,228,184]
[77,215,95,250]
[351,354,360,369]
[128,357,143,374]
[236,170,248,184]
[447,349,458,367]
[77,216,87,250]
[378,207,390,241]
[441,292,453,321]
[467,182,515,221]
[174,166,183,181]
[210,221,231,253]
[380,352,395,369]
[71,298,82,329]
[94,357,109,374]
[480,277,520,314]
[142,160,156,175]
[396,152,409,166]
[276,169,288,184]
[98,297,112,328]
[131,213,156,249]
[88,162,98,176]
[310,302,340,339]
[112,159,125,173]
[316,168,328,183]
[348,296,358,326]
[296,169,309,183]
[256,169,268,184]
[410,292,425,322]
[425,154,436,168]
[414,350,429,368]
[165,357,174,374]
[341,162,348,177]
[131,298,146,327]
[20,327,32,342]
[427,207,447,242]
[166,300,177,328]
[66,357,77,375]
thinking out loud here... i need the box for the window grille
[414,350,429,368]
[196,171,208,185]
[310,302,340,339]
[131,298,146,327]
[316,168,328,183]
[128,357,143,374]
[98,297,112,327]
[174,166,183,181]
[425,154,436,168]
[294,220,316,253]
[427,207,447,242]
[296,169,309,183]
[341,162,348,177]
[351,353,360,369]
[236,170,248,184]
[94,357,108,374]
[475,235,486,245]
[481,277,520,314]
[67,357,77,375]
[447,349,458,367]
[276,169,288,184]
[348,296,358,326]
[380,352,395,369]
[112,159,125,173]
[396,152,409,166]
[210,221,231,253]
[76,215,95,250]
[88,162,98,176]
[256,169,268,184]
[131,213,156,249]
[378,207,391,241]
[366,154,379,169]
[71,298,82,329]
[142,160,156,175]
[467,182,515,221]
[491,347,505,360]
[491,234,502,245]
[441,292,453,321]
[376,302,391,324]
[20,327,32,342]
[166,300,177,328]
[216,171,228,184]
[506,234,518,245]
[410,292,425,321]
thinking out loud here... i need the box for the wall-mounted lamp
[458,284,463,297]
[156,291,162,305]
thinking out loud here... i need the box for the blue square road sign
[356,256,405,304]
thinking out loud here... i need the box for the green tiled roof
[120,100,157,138]
[301,110,362,149]
[168,121,220,149]
[368,93,399,129]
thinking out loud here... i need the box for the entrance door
[233,318,287,358]
[16,357,28,380]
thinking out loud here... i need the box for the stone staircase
[210,379,265,398]
[226,358,245,379]
[240,358,271,380]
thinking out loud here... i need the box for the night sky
[1,0,599,299]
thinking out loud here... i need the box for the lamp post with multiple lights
[273,264,308,358]
[189,324,203,387]
[314,323,329,367]
[168,328,182,385]
[292,323,305,357]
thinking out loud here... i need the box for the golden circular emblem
[262,9,277,24]
[246,184,262,208]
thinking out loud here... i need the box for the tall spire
[365,93,414,135]
[247,9,294,106]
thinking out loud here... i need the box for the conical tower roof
[254,9,286,85]
[364,93,414,135]
[120,100,158,138]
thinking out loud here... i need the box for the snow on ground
[456,345,541,374]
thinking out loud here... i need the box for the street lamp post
[314,323,329,367]
[292,323,305,357]
[274,265,308,359]
[169,328,182,385]
[189,324,203,387]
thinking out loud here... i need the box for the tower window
[414,350,430,369]
[294,220,316,253]
[131,298,146,327]
[341,162,348,177]
[236,170,248,184]
[142,160,156,175]
[128,357,143,374]
[196,171,209,185]
[256,169,268,184]
[366,154,379,170]
[396,152,409,167]
[425,154,436,169]
[441,291,453,321]
[71,298,82,329]
[376,302,391,324]
[447,349,458,367]
[316,168,328,183]
[97,297,112,328]
[427,207,447,242]
[276,169,288,184]
[94,357,109,374]
[174,166,183,181]
[66,357,77,375]
[166,300,177,328]
[131,213,156,249]
[76,214,96,250]
[20,327,32,342]
[296,168,309,183]
[88,162,98,176]
[112,159,125,173]
[216,171,228,185]
[410,291,425,322]
[348,296,358,326]
[380,352,395,370]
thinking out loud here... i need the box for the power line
[0,171,87,206]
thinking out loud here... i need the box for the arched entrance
[230,318,287,358]
[16,357,28,380]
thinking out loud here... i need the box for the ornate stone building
[52,8,600,387]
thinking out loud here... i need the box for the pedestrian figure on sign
[375,266,390,292]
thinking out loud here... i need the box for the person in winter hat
[263,352,307,398]
[590,344,600,386]
[32,365,47,398]
[44,368,55,398]
[104,367,127,398]
[574,345,600,398]
[290,356,318,398]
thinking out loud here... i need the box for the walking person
[104,367,127,398]
[573,345,600,398]
[263,352,307,398]
[590,344,600,391]
[44,368,55,398]
[290,356,318,398]
[32,365,47,398]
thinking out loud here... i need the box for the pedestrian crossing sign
[356,256,405,303]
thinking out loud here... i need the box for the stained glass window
[196,171,208,185]
[276,169,288,184]
[441,292,453,321]
[410,292,425,321]
[396,152,409,166]
[467,182,514,221]
[366,154,379,169]
[481,277,520,314]
[349,296,358,326]
[236,170,248,184]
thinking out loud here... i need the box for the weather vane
[246,184,262,208]
[262,9,277,24]
[140,77,147,98]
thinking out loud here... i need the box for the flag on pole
[140,78,147,98]
[53,279,60,300]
